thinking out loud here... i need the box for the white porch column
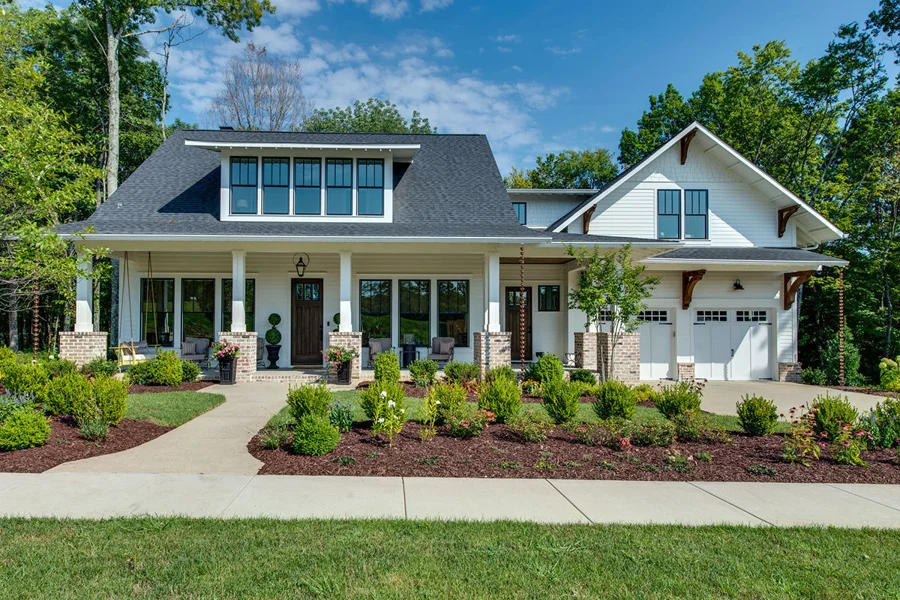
[339,251,353,332]
[74,254,93,332]
[230,250,247,332]
[483,252,501,332]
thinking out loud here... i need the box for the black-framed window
[438,280,469,348]
[222,278,256,333]
[181,279,215,341]
[360,279,391,345]
[230,157,258,214]
[399,280,429,346]
[262,158,289,214]
[657,189,681,239]
[326,158,352,215]
[513,202,527,225]
[684,189,708,239]
[140,278,175,347]
[294,158,321,215]
[538,285,560,311]
[357,158,384,216]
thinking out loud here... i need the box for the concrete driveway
[657,381,884,417]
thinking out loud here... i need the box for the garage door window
[696,310,727,322]
[736,310,768,322]
[639,310,669,322]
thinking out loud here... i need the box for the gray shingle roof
[645,247,846,264]
[549,232,675,245]
[59,130,548,240]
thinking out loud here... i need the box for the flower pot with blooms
[212,341,241,385]
[326,346,360,384]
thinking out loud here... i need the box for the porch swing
[113,251,163,370]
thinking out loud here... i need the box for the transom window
[638,310,670,322]
[360,280,391,345]
[294,158,321,215]
[399,280,430,346]
[736,310,768,322]
[538,285,560,311]
[263,158,289,215]
[696,310,727,322]
[657,190,681,239]
[357,159,384,216]
[326,158,353,215]
[685,190,708,239]
[438,280,469,348]
[230,157,258,214]
[513,202,527,225]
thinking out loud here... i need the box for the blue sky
[24,0,883,173]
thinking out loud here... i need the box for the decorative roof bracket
[682,269,706,310]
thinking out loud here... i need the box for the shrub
[125,360,154,385]
[265,313,282,346]
[360,380,406,421]
[81,357,118,379]
[2,363,50,406]
[290,415,340,456]
[329,401,354,433]
[150,351,183,387]
[373,351,400,383]
[0,409,51,450]
[593,381,636,420]
[632,383,659,404]
[808,393,859,441]
[0,391,34,422]
[801,367,827,386]
[864,397,900,448]
[91,376,128,426]
[42,358,78,379]
[477,377,521,423]
[569,369,596,386]
[485,365,518,384]
[0,345,15,373]
[408,359,438,387]
[259,425,291,449]
[508,410,553,442]
[425,382,467,424]
[78,413,109,442]
[444,361,479,384]
[656,380,702,419]
[736,394,778,436]
[879,356,900,393]
[287,383,332,423]
[525,353,564,384]
[46,373,92,417]
[628,422,675,447]
[542,379,581,424]
[445,407,494,438]
[181,360,201,383]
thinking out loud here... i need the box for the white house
[58,122,846,383]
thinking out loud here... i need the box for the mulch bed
[0,417,172,473]
[357,381,597,404]
[829,386,899,400]
[127,381,218,395]
[249,421,900,483]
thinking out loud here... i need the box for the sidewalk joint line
[687,482,774,526]
[825,483,900,514]
[217,475,256,518]
[545,479,593,524]
[401,477,408,519]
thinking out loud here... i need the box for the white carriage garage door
[639,310,673,380]
[693,309,772,380]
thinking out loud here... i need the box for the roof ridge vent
[219,125,235,131]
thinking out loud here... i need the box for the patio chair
[427,337,455,366]
[367,337,392,368]
[181,337,211,368]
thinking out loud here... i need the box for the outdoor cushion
[186,337,210,354]
[439,340,452,355]
[428,354,451,361]
[181,341,197,356]
[369,339,383,355]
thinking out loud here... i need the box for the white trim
[643,258,846,267]
[186,140,421,151]
[71,234,553,243]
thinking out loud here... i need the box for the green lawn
[125,392,226,427]
[0,518,897,599]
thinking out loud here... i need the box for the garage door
[639,310,673,380]
[693,309,771,380]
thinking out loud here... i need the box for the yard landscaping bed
[829,385,900,400]
[249,421,900,483]
[127,380,217,394]
[360,380,596,404]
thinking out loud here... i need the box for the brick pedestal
[677,362,696,381]
[574,332,598,371]
[218,331,258,384]
[328,332,362,384]
[474,331,511,380]
[58,331,108,367]
[598,332,640,383]
[778,362,802,383]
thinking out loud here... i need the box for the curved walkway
[50,382,290,475]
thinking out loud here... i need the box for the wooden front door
[505,287,532,362]
[291,278,324,364]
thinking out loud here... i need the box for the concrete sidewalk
[2,472,899,528]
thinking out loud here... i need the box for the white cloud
[420,0,453,11]
[600,125,618,133]
[328,0,409,19]
[512,65,523,72]
[497,46,512,53]
[272,0,321,17]
[491,34,520,43]
[375,33,454,59]
[546,46,581,56]
[251,23,304,54]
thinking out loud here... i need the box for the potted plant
[265,313,282,369]
[325,345,359,384]
[212,341,241,385]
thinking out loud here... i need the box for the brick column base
[59,331,108,367]
[328,332,362,384]
[598,332,640,383]
[574,332,598,371]
[474,331,511,380]
[219,331,258,384]
[677,362,696,381]
[778,362,802,383]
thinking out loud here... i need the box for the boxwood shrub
[46,372,92,417]
[525,353,564,384]
[2,363,50,407]
[92,376,128,426]
[542,379,581,424]
[374,351,400,383]
[0,409,51,451]
[477,377,521,423]
[809,393,859,441]
[656,380,703,419]
[287,383,333,423]
[408,359,438,386]
[291,415,341,456]
[443,361,479,384]
[569,369,597,386]
[425,381,467,424]
[593,381,636,420]
[736,394,779,436]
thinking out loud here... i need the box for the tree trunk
[8,309,17,352]
[106,29,120,197]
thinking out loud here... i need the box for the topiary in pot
[265,313,282,369]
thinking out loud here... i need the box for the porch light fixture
[733,279,745,291]
[294,253,311,278]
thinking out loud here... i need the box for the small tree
[567,244,660,381]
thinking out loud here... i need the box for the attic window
[513,202,526,225]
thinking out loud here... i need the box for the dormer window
[358,159,384,215]
[230,157,258,214]
[263,158,289,214]
[326,158,352,215]
[295,158,321,214]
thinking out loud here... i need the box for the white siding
[509,194,585,229]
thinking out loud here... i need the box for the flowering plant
[211,341,241,361]
[830,423,872,467]
[445,408,494,439]
[780,406,823,466]
[372,391,406,446]
[325,346,359,366]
